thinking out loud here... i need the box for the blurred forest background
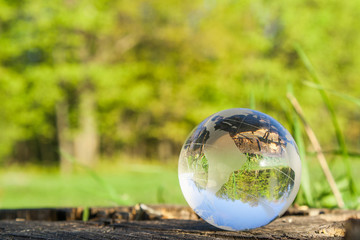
[0,0,359,209]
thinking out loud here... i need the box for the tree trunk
[158,140,172,162]
[74,86,99,167]
[56,99,73,173]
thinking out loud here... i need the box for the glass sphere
[178,108,301,231]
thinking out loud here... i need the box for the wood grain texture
[0,205,359,239]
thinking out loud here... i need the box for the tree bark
[74,86,99,167]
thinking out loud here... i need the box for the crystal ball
[178,108,301,231]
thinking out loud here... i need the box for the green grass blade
[250,90,256,109]
[294,44,347,154]
[294,44,357,196]
[303,81,360,107]
[82,207,90,222]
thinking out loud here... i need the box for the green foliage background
[0,0,360,208]
[2,0,360,162]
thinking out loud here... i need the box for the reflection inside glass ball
[178,108,301,231]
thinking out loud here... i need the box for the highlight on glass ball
[178,108,301,231]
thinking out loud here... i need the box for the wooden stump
[0,205,359,239]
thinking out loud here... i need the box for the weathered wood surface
[0,205,359,239]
